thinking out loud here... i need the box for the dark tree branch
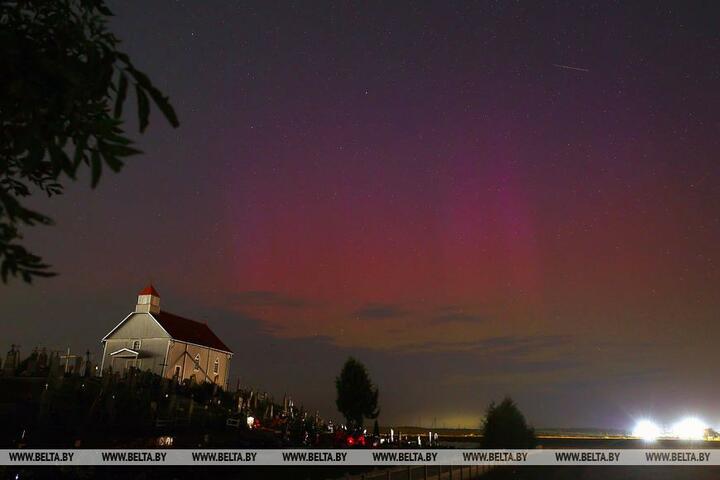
[0,0,179,283]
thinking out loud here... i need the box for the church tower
[135,284,161,314]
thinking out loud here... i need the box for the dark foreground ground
[4,438,719,479]
[485,466,720,480]
[4,465,720,480]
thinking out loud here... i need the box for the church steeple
[136,284,161,314]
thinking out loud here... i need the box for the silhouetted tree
[480,397,537,448]
[1,0,178,283]
[335,357,379,429]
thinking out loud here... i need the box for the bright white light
[672,417,707,440]
[633,420,661,442]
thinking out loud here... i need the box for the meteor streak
[553,64,590,72]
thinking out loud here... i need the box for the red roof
[153,310,232,353]
[138,284,161,297]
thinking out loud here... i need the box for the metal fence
[345,464,490,480]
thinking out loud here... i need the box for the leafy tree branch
[0,0,179,283]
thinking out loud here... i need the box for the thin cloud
[429,305,487,324]
[399,334,572,354]
[354,303,408,319]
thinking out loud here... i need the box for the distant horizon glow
[632,420,661,442]
[671,418,707,441]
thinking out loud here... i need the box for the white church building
[100,285,233,389]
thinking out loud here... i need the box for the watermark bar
[1,449,718,466]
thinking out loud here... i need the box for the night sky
[3,1,720,430]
